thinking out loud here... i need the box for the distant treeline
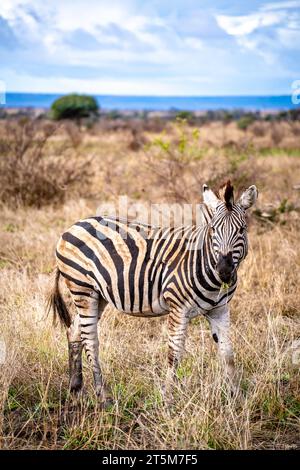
[2,107,299,123]
[1,91,299,130]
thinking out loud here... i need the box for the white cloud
[55,1,128,32]
[215,0,300,66]
[0,0,173,60]
[0,1,298,95]
[216,12,284,36]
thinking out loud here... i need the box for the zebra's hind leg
[79,291,112,406]
[67,314,83,394]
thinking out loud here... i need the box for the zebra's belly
[109,293,169,317]
[137,295,169,316]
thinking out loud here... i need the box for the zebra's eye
[239,226,245,234]
[210,226,215,234]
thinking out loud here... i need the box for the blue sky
[0,0,299,95]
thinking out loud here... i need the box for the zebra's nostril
[217,253,235,277]
[220,253,233,263]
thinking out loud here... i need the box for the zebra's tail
[47,267,71,328]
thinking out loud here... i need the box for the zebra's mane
[216,180,234,211]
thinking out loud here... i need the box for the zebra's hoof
[99,396,114,410]
[96,395,114,410]
[96,387,114,410]
[70,376,83,394]
[70,385,83,396]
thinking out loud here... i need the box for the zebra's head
[203,181,258,284]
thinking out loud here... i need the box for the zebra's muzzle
[216,252,235,283]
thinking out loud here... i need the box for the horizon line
[5,91,294,99]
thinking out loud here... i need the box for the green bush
[50,94,99,121]
[175,110,195,123]
[107,109,122,120]
[237,115,255,131]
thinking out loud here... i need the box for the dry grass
[0,118,299,450]
[0,119,93,207]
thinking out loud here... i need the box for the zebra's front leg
[207,306,238,395]
[80,292,112,406]
[164,308,189,403]
[67,314,83,394]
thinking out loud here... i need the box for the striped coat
[49,181,258,403]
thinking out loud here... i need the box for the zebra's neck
[161,223,221,288]
[194,225,222,287]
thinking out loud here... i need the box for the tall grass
[0,118,299,449]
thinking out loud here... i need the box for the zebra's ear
[238,185,258,210]
[202,184,220,211]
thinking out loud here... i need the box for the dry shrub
[289,122,300,137]
[251,122,266,137]
[125,118,168,138]
[214,149,265,195]
[91,117,167,135]
[141,117,168,133]
[91,118,126,133]
[128,127,148,151]
[270,123,284,146]
[0,119,92,207]
[143,126,203,203]
[143,123,265,205]
[62,121,83,148]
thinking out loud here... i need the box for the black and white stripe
[49,181,258,401]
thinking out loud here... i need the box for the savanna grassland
[0,115,299,449]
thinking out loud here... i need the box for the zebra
[48,181,258,404]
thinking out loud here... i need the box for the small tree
[50,94,99,121]
[237,115,255,131]
[175,110,195,124]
